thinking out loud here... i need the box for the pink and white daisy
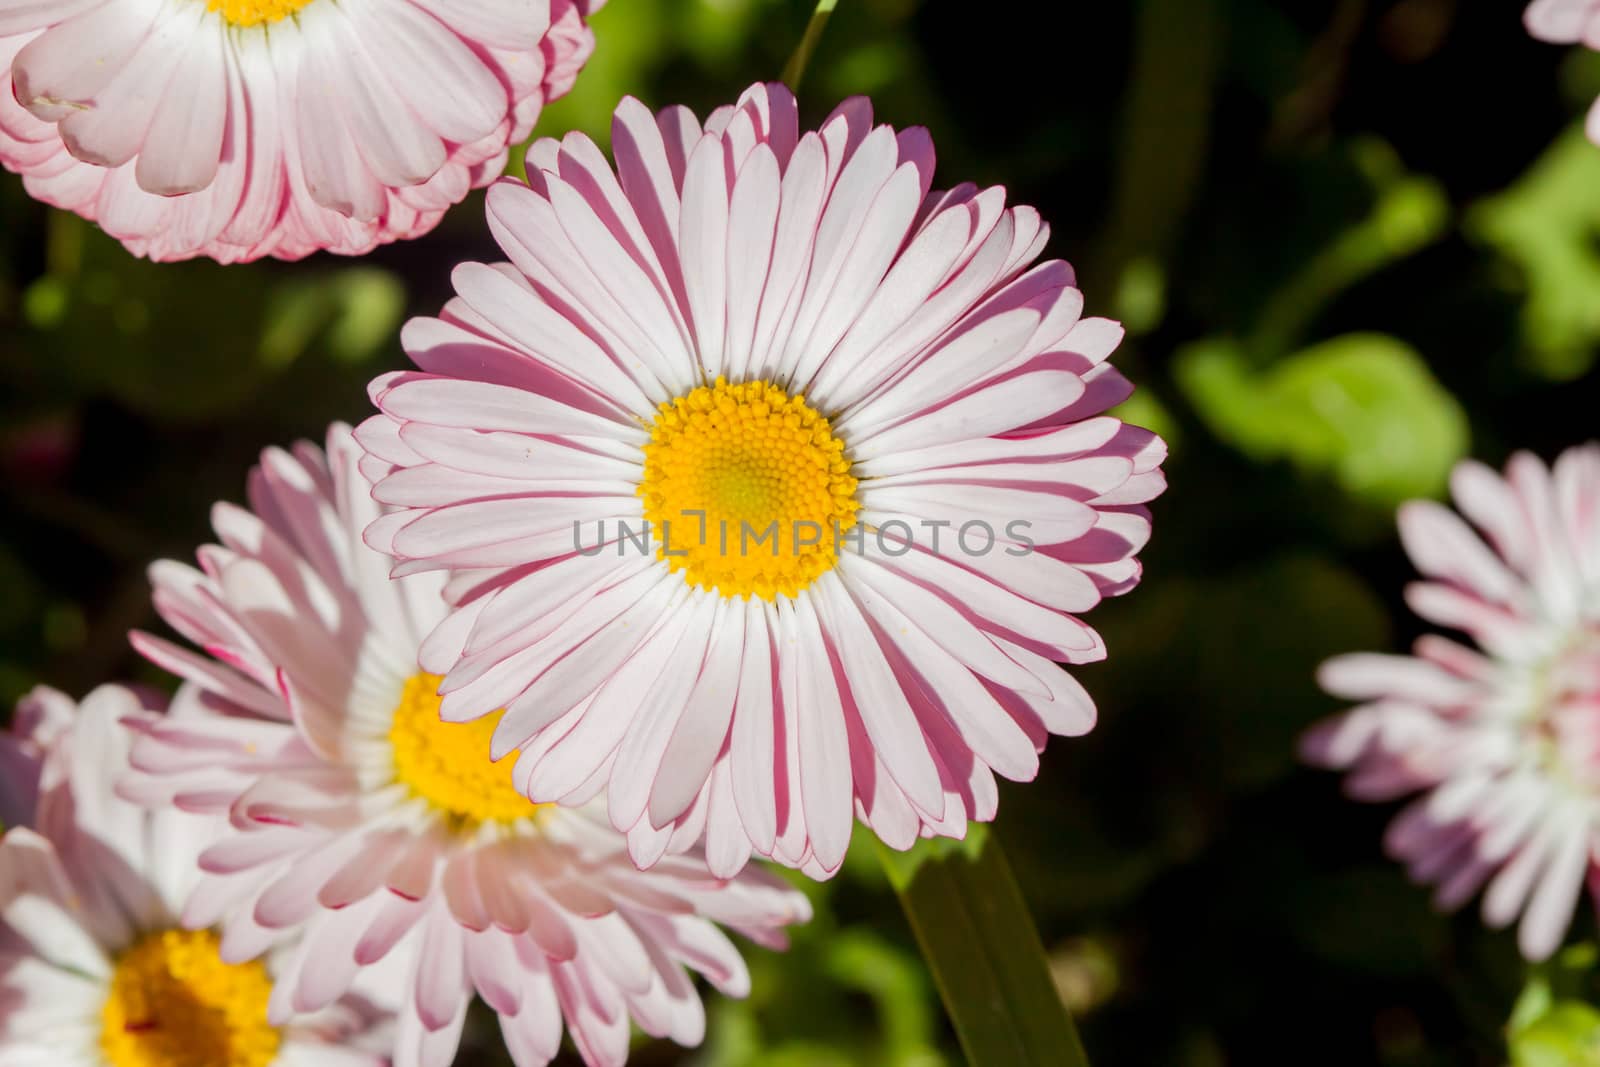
[356,82,1167,879]
[0,0,602,262]
[1305,445,1600,961]
[1526,0,1600,143]
[121,423,812,1067]
[0,684,391,1067]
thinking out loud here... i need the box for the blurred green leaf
[20,227,403,420]
[1048,938,1121,1017]
[1510,947,1600,1067]
[682,0,772,69]
[1110,389,1179,454]
[261,268,405,369]
[21,277,68,330]
[1113,256,1168,338]
[521,0,677,157]
[880,828,1089,1067]
[822,931,944,1065]
[1251,140,1449,358]
[1512,1004,1600,1067]
[698,853,945,1067]
[1176,332,1468,506]
[323,269,405,363]
[823,37,914,97]
[1470,127,1600,380]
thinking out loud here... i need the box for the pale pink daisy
[356,82,1168,879]
[0,0,602,262]
[0,684,391,1067]
[1305,445,1600,961]
[120,423,813,1067]
[1526,0,1600,143]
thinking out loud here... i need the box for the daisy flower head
[0,0,603,262]
[357,82,1168,879]
[1305,445,1600,961]
[121,423,813,1067]
[1526,0,1600,143]
[0,684,390,1067]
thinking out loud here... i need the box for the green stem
[781,0,840,91]
[879,827,1090,1067]
[46,209,84,280]
[1089,0,1220,298]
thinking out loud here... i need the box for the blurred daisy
[357,82,1167,878]
[122,424,812,1067]
[1305,445,1600,961]
[1526,0,1600,143]
[0,0,601,262]
[0,684,389,1067]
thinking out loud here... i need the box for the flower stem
[878,826,1091,1067]
[781,0,840,91]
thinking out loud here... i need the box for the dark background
[4,1,1599,1063]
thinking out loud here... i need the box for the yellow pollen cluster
[388,672,542,826]
[639,377,859,600]
[100,929,279,1067]
[206,0,315,28]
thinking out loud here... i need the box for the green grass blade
[781,0,840,91]
[879,827,1090,1067]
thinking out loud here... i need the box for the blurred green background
[4,0,1600,1063]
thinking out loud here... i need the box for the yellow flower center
[206,0,315,27]
[639,377,859,600]
[388,672,543,826]
[100,929,279,1067]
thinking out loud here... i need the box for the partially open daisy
[357,82,1167,879]
[0,0,601,262]
[121,424,812,1067]
[0,684,390,1067]
[1305,445,1600,961]
[1526,0,1600,143]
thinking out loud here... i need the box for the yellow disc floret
[639,377,859,600]
[207,0,315,28]
[100,929,279,1067]
[388,672,542,826]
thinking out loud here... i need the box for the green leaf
[1111,257,1168,338]
[260,268,405,369]
[879,827,1090,1067]
[1512,1004,1600,1067]
[1109,390,1179,454]
[1251,140,1449,358]
[1508,945,1600,1067]
[18,225,405,420]
[1176,332,1468,506]
[697,845,946,1067]
[1470,126,1600,380]
[821,931,945,1063]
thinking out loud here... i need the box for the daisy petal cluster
[1306,445,1600,961]
[0,684,391,1067]
[357,81,1167,878]
[0,0,602,262]
[120,424,812,1067]
[1525,0,1600,142]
